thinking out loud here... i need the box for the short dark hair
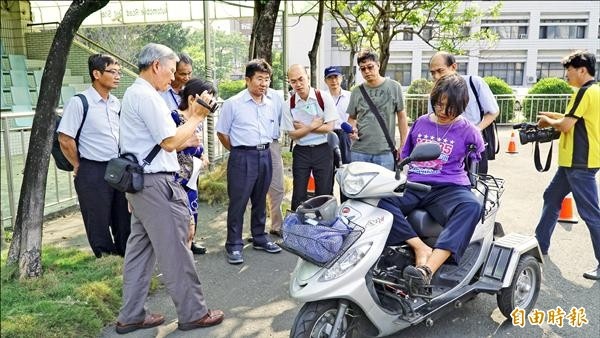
[245,59,272,78]
[430,73,469,119]
[357,49,379,64]
[88,54,118,82]
[431,51,457,67]
[177,52,193,67]
[562,50,596,76]
[178,78,218,110]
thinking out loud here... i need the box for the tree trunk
[248,0,281,66]
[6,0,109,280]
[308,1,324,87]
[346,49,356,88]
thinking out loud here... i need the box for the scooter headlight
[319,242,372,282]
[340,171,377,196]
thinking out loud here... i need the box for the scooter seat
[407,209,444,238]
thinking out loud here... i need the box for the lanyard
[334,95,342,107]
[169,90,179,107]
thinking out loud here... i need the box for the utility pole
[203,1,215,164]
[282,0,288,100]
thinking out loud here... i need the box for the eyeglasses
[103,69,123,77]
[359,64,376,72]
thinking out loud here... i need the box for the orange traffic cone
[307,172,315,196]
[558,194,578,224]
[506,131,518,154]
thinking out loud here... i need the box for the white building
[287,1,599,89]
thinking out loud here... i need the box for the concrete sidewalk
[43,126,599,338]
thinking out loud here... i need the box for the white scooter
[287,142,543,338]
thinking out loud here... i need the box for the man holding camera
[534,50,600,280]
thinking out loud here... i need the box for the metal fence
[0,93,573,228]
[404,93,572,124]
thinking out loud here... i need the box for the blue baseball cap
[324,66,342,78]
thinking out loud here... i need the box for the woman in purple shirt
[378,73,485,286]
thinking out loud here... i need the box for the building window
[536,62,565,80]
[478,62,524,85]
[420,63,468,80]
[539,18,587,39]
[481,25,528,39]
[331,26,351,49]
[385,63,411,86]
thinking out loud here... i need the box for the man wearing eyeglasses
[347,49,408,171]
[283,64,338,210]
[57,54,130,258]
[161,52,193,111]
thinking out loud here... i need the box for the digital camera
[513,123,560,145]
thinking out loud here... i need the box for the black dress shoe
[191,243,207,255]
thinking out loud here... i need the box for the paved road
[44,126,599,338]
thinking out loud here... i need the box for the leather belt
[233,144,270,151]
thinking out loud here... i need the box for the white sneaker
[583,267,600,280]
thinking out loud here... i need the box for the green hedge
[522,77,573,121]
[218,80,246,100]
[406,78,434,121]
[483,76,515,123]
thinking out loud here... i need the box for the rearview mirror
[408,143,441,162]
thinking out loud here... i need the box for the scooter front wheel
[290,300,357,338]
[496,254,541,318]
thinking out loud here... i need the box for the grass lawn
[1,246,124,338]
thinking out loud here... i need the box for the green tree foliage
[271,51,284,90]
[522,78,573,121]
[80,23,191,66]
[406,78,434,120]
[483,76,515,123]
[185,29,248,82]
[326,0,501,78]
[218,80,246,100]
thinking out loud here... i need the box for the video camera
[513,123,560,145]
[196,98,218,114]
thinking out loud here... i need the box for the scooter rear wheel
[290,300,357,338]
[496,254,541,318]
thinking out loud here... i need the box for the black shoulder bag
[104,145,162,193]
[469,76,499,160]
[358,85,398,167]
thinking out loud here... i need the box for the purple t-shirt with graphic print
[401,114,484,186]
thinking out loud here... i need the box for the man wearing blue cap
[323,66,352,165]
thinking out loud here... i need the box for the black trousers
[291,143,334,210]
[74,158,131,257]
[225,147,272,251]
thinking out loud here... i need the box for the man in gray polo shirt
[115,43,223,334]
[58,54,130,258]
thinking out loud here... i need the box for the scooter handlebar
[406,181,432,193]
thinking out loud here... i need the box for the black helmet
[296,195,338,223]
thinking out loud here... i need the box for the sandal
[403,265,433,286]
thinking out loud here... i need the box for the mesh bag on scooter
[280,195,359,266]
[281,213,351,265]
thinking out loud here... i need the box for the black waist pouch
[104,153,144,193]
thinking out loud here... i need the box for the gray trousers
[267,140,285,232]
[117,173,208,324]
